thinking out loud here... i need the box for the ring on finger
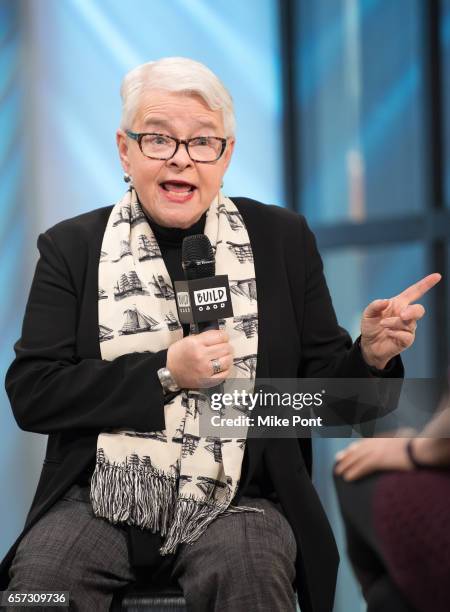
[211,358,222,375]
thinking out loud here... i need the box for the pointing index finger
[398,273,441,304]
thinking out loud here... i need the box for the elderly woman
[0,57,438,612]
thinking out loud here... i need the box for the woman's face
[117,90,235,229]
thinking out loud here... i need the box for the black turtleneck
[144,210,206,279]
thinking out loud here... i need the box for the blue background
[1,1,449,610]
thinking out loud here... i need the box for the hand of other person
[360,273,441,369]
[167,329,234,389]
[335,393,450,481]
[333,429,416,481]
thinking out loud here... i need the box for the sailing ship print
[217,204,244,231]
[123,431,167,442]
[194,394,209,419]
[96,447,106,464]
[230,278,257,302]
[188,393,209,419]
[140,456,153,470]
[99,250,109,263]
[130,201,146,225]
[114,271,147,300]
[234,354,257,379]
[181,392,208,419]
[113,203,131,226]
[181,433,201,458]
[226,241,254,264]
[196,476,227,497]
[119,306,161,335]
[98,288,108,300]
[126,454,155,471]
[165,311,181,331]
[127,453,141,468]
[204,437,233,463]
[233,314,258,339]
[111,239,132,262]
[99,324,113,342]
[138,234,162,261]
[173,415,187,442]
[150,274,175,300]
[112,453,154,471]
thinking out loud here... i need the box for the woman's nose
[167,143,193,168]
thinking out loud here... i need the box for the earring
[123,172,133,185]
[220,180,224,189]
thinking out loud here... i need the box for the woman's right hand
[166,330,234,389]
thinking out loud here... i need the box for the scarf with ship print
[90,187,263,555]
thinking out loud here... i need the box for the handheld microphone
[180,234,231,393]
[181,234,220,334]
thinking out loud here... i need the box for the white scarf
[90,187,263,555]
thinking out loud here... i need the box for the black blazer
[0,197,403,612]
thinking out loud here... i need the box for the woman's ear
[116,129,130,172]
[223,137,235,172]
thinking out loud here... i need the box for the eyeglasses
[126,130,228,163]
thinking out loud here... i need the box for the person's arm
[407,396,450,467]
[5,230,169,435]
[408,436,450,468]
[334,396,450,480]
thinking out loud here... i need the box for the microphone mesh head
[182,234,215,280]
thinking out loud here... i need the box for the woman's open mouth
[159,180,197,203]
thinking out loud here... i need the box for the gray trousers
[7,484,298,611]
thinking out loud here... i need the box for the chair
[110,576,187,611]
[111,584,187,611]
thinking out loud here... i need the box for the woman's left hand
[333,431,416,481]
[359,273,441,369]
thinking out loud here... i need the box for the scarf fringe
[159,495,265,556]
[89,457,265,556]
[90,458,178,535]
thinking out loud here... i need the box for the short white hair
[119,57,236,137]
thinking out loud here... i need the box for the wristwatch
[157,367,181,394]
